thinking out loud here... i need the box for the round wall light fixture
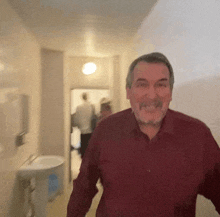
[82,62,97,75]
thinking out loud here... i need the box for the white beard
[132,105,167,127]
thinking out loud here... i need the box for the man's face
[126,62,172,126]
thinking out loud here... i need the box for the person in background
[74,92,94,158]
[67,52,220,216]
[97,97,112,125]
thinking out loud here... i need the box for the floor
[46,150,103,217]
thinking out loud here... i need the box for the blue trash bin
[48,173,59,201]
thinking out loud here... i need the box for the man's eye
[136,83,148,87]
[157,83,167,87]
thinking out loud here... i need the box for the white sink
[18,155,65,217]
[18,155,64,180]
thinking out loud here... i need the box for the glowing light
[82,62,97,75]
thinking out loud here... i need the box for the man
[74,92,94,158]
[67,52,220,216]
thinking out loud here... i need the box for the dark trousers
[80,133,92,158]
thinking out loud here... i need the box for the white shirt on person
[75,101,93,134]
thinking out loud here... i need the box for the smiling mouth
[142,105,158,110]
[139,101,162,111]
[141,106,160,113]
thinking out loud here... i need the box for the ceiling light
[82,62,97,75]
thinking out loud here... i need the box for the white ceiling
[8,0,158,57]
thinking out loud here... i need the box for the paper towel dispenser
[16,94,29,146]
[20,94,29,134]
[0,93,29,149]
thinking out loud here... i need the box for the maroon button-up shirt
[67,109,220,217]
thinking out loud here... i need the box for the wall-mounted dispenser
[16,94,29,146]
[0,93,29,157]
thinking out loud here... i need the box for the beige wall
[111,55,121,112]
[171,75,220,145]
[136,0,220,216]
[63,53,72,185]
[40,48,65,156]
[0,0,41,216]
[39,48,72,193]
[119,47,138,111]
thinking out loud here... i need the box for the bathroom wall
[111,55,121,112]
[40,48,64,157]
[120,46,139,110]
[0,0,41,216]
[135,0,220,216]
[171,75,220,144]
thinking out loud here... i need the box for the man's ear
[126,88,131,100]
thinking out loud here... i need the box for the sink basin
[18,155,64,180]
[18,155,65,217]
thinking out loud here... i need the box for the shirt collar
[124,108,175,135]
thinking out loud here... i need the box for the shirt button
[147,169,151,172]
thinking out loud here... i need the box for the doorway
[69,88,110,181]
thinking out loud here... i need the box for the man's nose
[146,86,157,99]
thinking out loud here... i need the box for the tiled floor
[46,150,102,217]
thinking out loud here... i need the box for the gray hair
[126,52,174,90]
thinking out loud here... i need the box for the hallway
[46,150,103,217]
[1,0,220,216]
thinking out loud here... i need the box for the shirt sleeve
[198,128,220,214]
[67,131,101,217]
